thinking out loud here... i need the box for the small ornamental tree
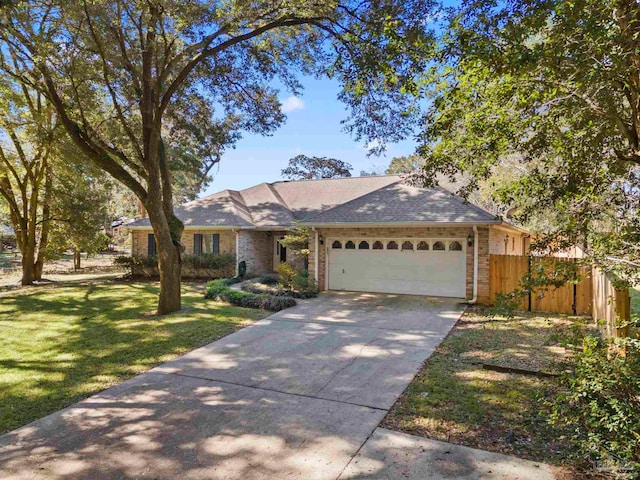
[280,223,311,260]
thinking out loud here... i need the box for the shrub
[290,271,318,298]
[183,253,235,270]
[243,273,318,299]
[136,254,158,267]
[276,262,297,288]
[113,255,134,266]
[204,278,296,312]
[550,336,640,474]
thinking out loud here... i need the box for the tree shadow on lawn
[0,281,265,434]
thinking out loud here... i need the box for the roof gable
[302,182,499,225]
[271,175,401,219]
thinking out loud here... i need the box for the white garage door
[328,238,466,298]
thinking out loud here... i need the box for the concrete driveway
[0,292,554,479]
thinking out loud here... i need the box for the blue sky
[201,76,418,197]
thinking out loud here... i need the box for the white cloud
[280,96,305,113]
[363,138,383,152]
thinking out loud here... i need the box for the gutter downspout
[468,225,479,304]
[234,229,239,277]
[312,227,319,286]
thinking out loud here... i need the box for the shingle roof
[271,175,400,218]
[127,175,499,228]
[127,189,254,228]
[301,181,500,225]
[239,183,296,226]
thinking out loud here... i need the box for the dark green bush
[112,255,157,271]
[550,336,640,474]
[289,271,318,298]
[136,254,158,267]
[204,278,296,312]
[183,253,235,270]
[113,255,133,266]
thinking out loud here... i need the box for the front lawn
[383,308,592,473]
[0,281,267,434]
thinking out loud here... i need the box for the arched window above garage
[449,241,463,251]
[401,241,414,251]
[345,240,356,249]
[372,241,384,250]
[332,240,342,249]
[417,241,429,251]
[387,241,398,250]
[358,241,370,250]
[433,241,445,251]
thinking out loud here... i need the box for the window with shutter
[194,234,203,255]
[147,234,156,256]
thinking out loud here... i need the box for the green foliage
[550,337,640,474]
[385,154,423,174]
[276,262,298,288]
[242,275,318,299]
[282,154,353,180]
[289,271,319,298]
[112,255,158,269]
[415,0,640,284]
[205,279,297,312]
[182,253,236,270]
[279,223,311,259]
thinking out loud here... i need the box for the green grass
[383,309,592,469]
[0,280,267,434]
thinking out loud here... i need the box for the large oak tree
[0,0,435,313]
[417,0,640,283]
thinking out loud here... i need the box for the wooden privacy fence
[592,267,632,338]
[489,255,631,337]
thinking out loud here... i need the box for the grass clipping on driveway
[383,307,591,467]
[0,281,267,435]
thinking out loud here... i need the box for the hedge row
[204,279,296,312]
[114,253,235,270]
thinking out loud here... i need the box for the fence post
[527,255,532,312]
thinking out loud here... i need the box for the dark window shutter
[194,234,202,255]
[212,234,220,254]
[147,234,156,256]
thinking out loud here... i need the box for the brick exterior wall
[237,230,273,275]
[489,228,527,255]
[131,229,235,257]
[308,225,493,304]
[132,228,305,277]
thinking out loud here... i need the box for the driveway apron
[0,292,464,479]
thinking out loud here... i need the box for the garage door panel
[328,241,466,298]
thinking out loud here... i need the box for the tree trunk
[21,244,36,285]
[74,250,81,270]
[146,195,183,315]
[34,167,53,281]
[33,258,43,281]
